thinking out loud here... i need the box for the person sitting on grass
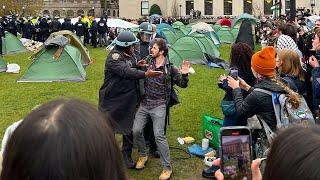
[1,99,128,180]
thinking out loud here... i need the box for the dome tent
[0,56,6,72]
[160,28,177,45]
[216,26,235,44]
[18,33,91,82]
[2,32,27,55]
[168,35,220,66]
[173,27,190,39]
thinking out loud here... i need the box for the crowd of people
[1,10,320,179]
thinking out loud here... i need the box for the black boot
[122,151,135,169]
[202,165,220,179]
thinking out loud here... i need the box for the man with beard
[99,31,162,169]
[133,38,190,180]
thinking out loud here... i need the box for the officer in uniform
[99,31,162,169]
[50,16,61,34]
[74,18,86,44]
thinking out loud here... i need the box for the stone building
[41,0,102,18]
[101,0,119,17]
[119,0,320,19]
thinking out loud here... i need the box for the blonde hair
[272,76,301,109]
[277,49,305,81]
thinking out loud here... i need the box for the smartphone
[220,126,252,180]
[229,67,238,80]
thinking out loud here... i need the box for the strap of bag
[253,88,282,128]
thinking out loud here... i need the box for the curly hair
[230,42,256,86]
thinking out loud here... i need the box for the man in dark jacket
[90,20,98,48]
[74,18,86,44]
[38,17,50,42]
[22,20,34,40]
[50,16,61,33]
[98,31,162,169]
[132,38,189,180]
[97,17,108,47]
[6,16,17,36]
[62,18,73,32]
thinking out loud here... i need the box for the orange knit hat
[251,46,276,76]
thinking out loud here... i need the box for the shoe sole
[135,160,148,170]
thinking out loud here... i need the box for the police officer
[6,16,18,36]
[90,20,98,48]
[50,16,61,34]
[22,20,33,40]
[38,17,50,42]
[99,31,162,169]
[74,18,86,44]
[97,17,108,47]
[61,18,74,32]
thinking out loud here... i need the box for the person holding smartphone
[309,29,320,114]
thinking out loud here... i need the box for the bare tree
[171,0,179,18]
[1,0,43,16]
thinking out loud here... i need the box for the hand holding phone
[220,126,252,180]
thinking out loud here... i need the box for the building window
[244,0,252,14]
[186,0,194,15]
[285,0,290,14]
[264,0,273,15]
[224,0,232,15]
[141,1,149,16]
[204,0,213,15]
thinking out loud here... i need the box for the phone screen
[221,127,252,180]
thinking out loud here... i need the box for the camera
[229,67,238,79]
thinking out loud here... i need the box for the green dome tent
[191,34,220,57]
[168,36,220,66]
[172,21,185,29]
[160,28,177,45]
[189,31,221,48]
[18,35,88,82]
[173,27,190,39]
[2,32,27,55]
[0,56,7,72]
[231,27,240,38]
[216,26,235,44]
[211,24,221,32]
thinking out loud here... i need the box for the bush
[149,4,162,15]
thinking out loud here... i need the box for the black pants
[122,133,133,154]
[91,35,97,48]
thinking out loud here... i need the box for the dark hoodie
[233,78,286,130]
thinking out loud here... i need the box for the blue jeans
[132,104,171,170]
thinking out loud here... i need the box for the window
[224,0,232,15]
[141,1,149,16]
[285,0,290,14]
[186,0,194,15]
[244,0,252,14]
[264,0,273,15]
[204,0,213,15]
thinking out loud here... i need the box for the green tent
[174,27,190,39]
[191,34,220,57]
[216,26,235,44]
[0,56,7,72]
[189,31,221,48]
[172,21,185,29]
[19,37,87,82]
[231,27,240,38]
[2,32,27,55]
[211,24,221,32]
[160,28,177,45]
[168,36,220,66]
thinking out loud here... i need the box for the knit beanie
[251,46,276,76]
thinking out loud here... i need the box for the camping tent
[2,32,27,55]
[19,35,87,82]
[168,35,220,66]
[211,24,221,32]
[44,30,92,66]
[160,28,177,45]
[189,30,221,47]
[174,27,190,39]
[0,56,6,72]
[191,34,220,57]
[216,26,235,44]
[172,21,184,29]
[231,27,240,38]
[156,23,175,34]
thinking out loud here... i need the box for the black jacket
[99,48,146,135]
[97,19,107,34]
[74,21,86,36]
[62,21,73,32]
[233,78,286,130]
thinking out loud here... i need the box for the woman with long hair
[277,48,306,95]
[218,42,256,126]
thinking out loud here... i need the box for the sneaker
[135,156,148,169]
[159,169,172,180]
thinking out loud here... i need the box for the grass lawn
[0,44,233,179]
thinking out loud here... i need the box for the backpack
[254,88,315,143]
